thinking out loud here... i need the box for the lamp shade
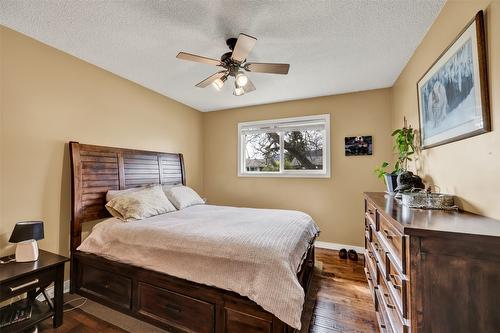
[9,221,44,243]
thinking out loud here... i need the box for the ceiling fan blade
[243,78,256,93]
[177,52,222,66]
[245,62,290,74]
[195,71,227,88]
[231,33,257,63]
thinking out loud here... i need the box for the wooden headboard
[69,142,185,252]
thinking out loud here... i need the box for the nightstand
[0,250,69,333]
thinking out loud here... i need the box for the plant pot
[384,173,399,195]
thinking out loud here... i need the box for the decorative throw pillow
[163,185,205,210]
[106,185,150,202]
[161,184,181,193]
[105,185,176,221]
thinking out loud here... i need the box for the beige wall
[203,90,393,246]
[0,26,204,256]
[392,0,500,219]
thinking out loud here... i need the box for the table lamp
[9,221,44,262]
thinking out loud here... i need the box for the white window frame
[238,114,331,178]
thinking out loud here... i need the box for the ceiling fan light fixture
[234,86,245,96]
[212,76,227,90]
[177,33,289,96]
[235,72,248,87]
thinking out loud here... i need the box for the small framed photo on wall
[417,10,490,149]
[345,136,372,156]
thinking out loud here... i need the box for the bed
[69,142,317,333]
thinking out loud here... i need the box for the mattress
[77,204,319,329]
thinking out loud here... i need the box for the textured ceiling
[0,0,445,112]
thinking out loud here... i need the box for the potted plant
[375,119,415,194]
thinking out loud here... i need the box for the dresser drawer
[365,246,378,278]
[375,288,392,333]
[364,267,376,305]
[378,213,405,270]
[364,218,372,242]
[0,269,55,299]
[365,235,378,283]
[365,200,377,228]
[371,230,387,277]
[80,264,132,310]
[379,274,409,333]
[387,254,409,319]
[138,282,214,333]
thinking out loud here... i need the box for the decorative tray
[400,192,458,210]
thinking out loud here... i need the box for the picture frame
[417,10,490,149]
[344,136,372,156]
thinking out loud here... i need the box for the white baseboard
[314,240,365,253]
[36,280,71,302]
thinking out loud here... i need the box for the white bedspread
[77,204,319,329]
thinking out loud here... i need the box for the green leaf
[391,129,401,136]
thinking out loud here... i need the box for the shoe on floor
[348,249,358,261]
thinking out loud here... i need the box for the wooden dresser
[363,192,500,333]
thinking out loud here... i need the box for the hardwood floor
[38,308,128,333]
[311,248,378,333]
[39,248,377,333]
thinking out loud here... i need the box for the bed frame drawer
[137,282,214,333]
[79,264,132,310]
[225,308,272,333]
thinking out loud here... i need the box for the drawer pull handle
[165,304,181,313]
[9,279,39,292]
[383,292,396,309]
[389,274,402,290]
[383,229,395,239]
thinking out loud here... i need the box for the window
[238,114,330,177]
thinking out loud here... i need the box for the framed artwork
[417,10,490,149]
[345,136,372,156]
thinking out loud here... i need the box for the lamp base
[15,240,39,262]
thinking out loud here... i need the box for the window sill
[238,172,331,178]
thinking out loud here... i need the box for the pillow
[161,184,181,193]
[105,185,176,221]
[106,185,149,202]
[163,185,205,210]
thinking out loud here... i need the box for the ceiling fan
[176,33,290,96]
